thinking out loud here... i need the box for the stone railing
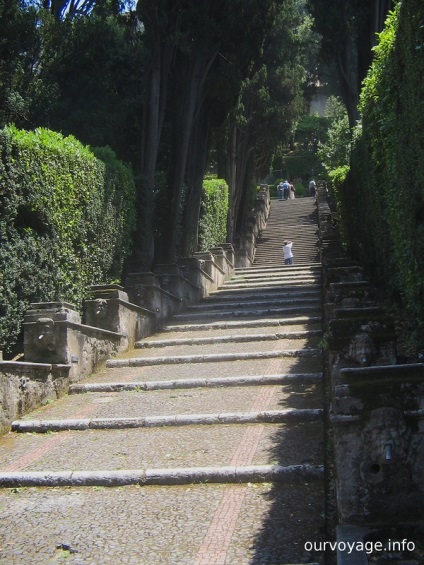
[317,182,424,563]
[0,186,270,434]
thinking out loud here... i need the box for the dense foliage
[341,0,424,340]
[0,126,136,355]
[1,0,321,268]
[198,177,229,252]
[309,0,394,125]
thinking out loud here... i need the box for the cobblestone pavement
[0,197,327,565]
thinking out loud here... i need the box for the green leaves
[346,0,424,346]
[0,126,136,355]
[199,177,229,251]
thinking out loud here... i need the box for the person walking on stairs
[283,239,294,265]
[282,180,290,200]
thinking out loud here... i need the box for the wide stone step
[135,329,321,348]
[185,296,320,312]
[226,271,321,281]
[235,264,321,274]
[170,304,322,321]
[106,348,322,368]
[126,333,322,358]
[17,379,325,418]
[219,278,320,289]
[201,292,320,306]
[69,371,323,393]
[253,258,320,267]
[77,358,323,388]
[0,421,324,473]
[161,314,323,332]
[208,285,320,299]
[0,463,324,488]
[12,408,324,433]
[233,266,320,277]
[0,481,324,565]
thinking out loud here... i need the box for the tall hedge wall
[0,126,136,356]
[198,177,229,252]
[342,1,424,337]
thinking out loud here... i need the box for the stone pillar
[124,272,181,324]
[154,263,200,307]
[23,301,126,381]
[23,302,81,365]
[84,284,156,345]
[218,243,235,270]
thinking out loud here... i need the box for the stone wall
[318,183,424,543]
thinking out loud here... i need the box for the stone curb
[172,305,321,321]
[12,408,324,433]
[0,464,324,488]
[106,349,322,368]
[227,268,320,277]
[208,285,320,298]
[161,315,323,332]
[69,372,323,394]
[134,329,322,348]
[234,265,321,274]
[220,278,320,289]
[187,297,321,311]
[207,288,320,300]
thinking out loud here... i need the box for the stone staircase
[0,196,326,565]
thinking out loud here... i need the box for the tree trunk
[154,48,217,264]
[182,110,211,256]
[154,56,203,264]
[226,123,238,242]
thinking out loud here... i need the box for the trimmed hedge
[343,1,424,339]
[0,126,136,355]
[198,177,229,251]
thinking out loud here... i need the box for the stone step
[161,314,323,332]
[185,296,321,312]
[22,379,325,418]
[0,481,325,564]
[135,329,322,348]
[74,355,322,386]
[0,463,324,488]
[232,268,321,279]
[208,285,320,299]
[0,420,324,475]
[253,255,320,262]
[202,292,320,306]
[219,278,320,289]
[252,258,320,266]
[225,271,321,281]
[69,372,323,393]
[12,408,324,433]
[106,348,322,368]
[170,304,322,321]
[128,334,322,358]
[236,264,321,273]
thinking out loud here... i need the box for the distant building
[309,92,328,117]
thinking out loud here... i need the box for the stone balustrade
[0,185,270,433]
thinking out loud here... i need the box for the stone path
[0,196,326,565]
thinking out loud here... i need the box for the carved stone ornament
[347,332,377,366]
[94,299,108,319]
[134,284,146,306]
[34,317,56,352]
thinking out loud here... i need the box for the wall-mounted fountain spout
[384,442,392,461]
